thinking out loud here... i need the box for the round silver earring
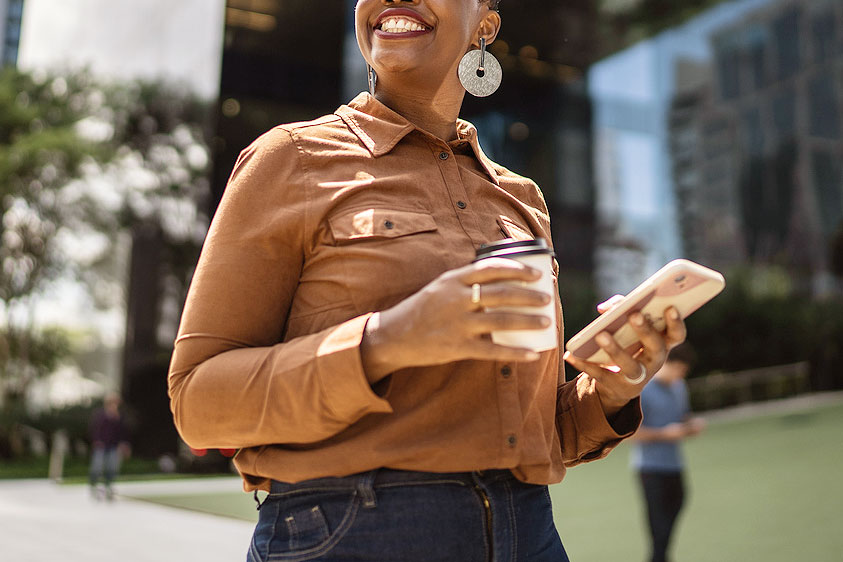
[458,37,502,97]
[367,64,377,96]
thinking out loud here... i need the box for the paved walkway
[2,392,841,561]
[0,477,254,562]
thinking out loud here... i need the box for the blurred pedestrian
[630,343,705,562]
[88,393,130,500]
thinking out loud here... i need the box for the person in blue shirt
[630,344,705,562]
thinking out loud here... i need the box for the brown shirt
[168,93,640,491]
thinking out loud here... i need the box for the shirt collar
[336,92,500,185]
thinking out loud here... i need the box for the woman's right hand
[360,258,553,383]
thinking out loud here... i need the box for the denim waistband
[269,468,514,496]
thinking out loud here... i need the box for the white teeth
[379,17,426,33]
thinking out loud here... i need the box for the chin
[370,52,421,74]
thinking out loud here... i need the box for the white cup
[474,238,558,352]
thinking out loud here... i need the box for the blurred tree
[684,265,843,391]
[0,68,104,415]
[0,67,211,458]
[97,80,212,457]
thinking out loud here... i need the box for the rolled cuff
[317,313,394,423]
[559,374,642,467]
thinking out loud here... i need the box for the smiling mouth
[375,15,432,34]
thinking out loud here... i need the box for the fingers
[457,257,543,286]
[562,306,689,410]
[628,312,666,362]
[463,340,541,363]
[662,306,687,349]
[597,294,624,314]
[592,329,649,381]
[561,351,641,414]
[465,283,551,310]
[466,310,552,335]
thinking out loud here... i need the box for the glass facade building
[1,0,23,65]
[591,0,843,297]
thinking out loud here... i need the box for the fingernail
[526,351,540,361]
[668,307,679,320]
[596,332,612,346]
[563,351,572,361]
[630,313,644,326]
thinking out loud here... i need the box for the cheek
[353,11,371,60]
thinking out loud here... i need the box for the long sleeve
[556,374,642,467]
[167,127,392,450]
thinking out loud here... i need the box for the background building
[591,0,843,299]
[589,0,773,297]
[670,0,843,296]
[1,0,23,65]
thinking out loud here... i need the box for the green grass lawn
[0,456,161,480]
[127,401,843,561]
[552,402,843,562]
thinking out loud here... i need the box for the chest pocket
[327,208,446,313]
[497,214,535,241]
[329,208,437,242]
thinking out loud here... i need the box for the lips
[374,8,432,37]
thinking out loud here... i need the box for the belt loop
[253,490,266,510]
[357,469,378,509]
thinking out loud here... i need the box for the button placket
[430,141,484,247]
[495,362,521,462]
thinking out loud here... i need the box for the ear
[475,10,502,47]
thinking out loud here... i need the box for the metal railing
[687,361,812,411]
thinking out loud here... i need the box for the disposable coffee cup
[474,238,558,352]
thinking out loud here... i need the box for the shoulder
[489,159,548,208]
[240,112,353,161]
[227,112,348,187]
[274,113,365,158]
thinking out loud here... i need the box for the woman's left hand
[563,298,687,418]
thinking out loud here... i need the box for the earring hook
[478,38,487,77]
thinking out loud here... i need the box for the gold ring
[624,362,647,384]
[471,283,482,306]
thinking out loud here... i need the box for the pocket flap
[497,215,534,241]
[330,208,438,242]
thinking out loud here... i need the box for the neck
[373,80,465,142]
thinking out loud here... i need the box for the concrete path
[2,392,841,561]
[0,477,255,562]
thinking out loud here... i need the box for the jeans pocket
[249,489,360,561]
[284,505,329,551]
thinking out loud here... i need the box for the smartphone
[565,259,725,365]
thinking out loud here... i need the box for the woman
[168,1,686,560]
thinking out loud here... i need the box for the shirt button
[507,434,517,447]
[501,365,512,378]
[439,151,450,160]
[456,201,467,209]
[384,220,394,229]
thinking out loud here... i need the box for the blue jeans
[247,468,569,562]
[89,446,121,487]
